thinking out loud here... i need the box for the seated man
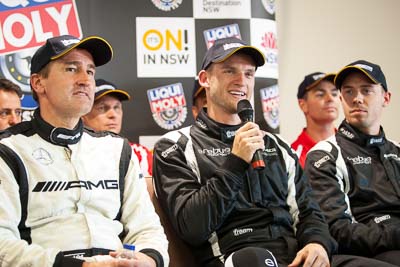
[304,60,400,266]
[152,37,337,267]
[291,72,340,168]
[82,79,153,176]
[0,78,23,131]
[0,35,168,267]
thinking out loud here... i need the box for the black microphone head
[237,99,254,122]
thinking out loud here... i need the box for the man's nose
[8,111,21,126]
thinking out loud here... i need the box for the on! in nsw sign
[0,0,82,110]
[136,17,196,77]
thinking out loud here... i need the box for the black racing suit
[304,120,400,256]
[153,110,337,266]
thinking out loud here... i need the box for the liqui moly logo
[147,83,187,130]
[260,85,279,129]
[0,0,82,55]
[203,24,241,49]
[0,0,82,110]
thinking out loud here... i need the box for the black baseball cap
[95,79,130,101]
[201,37,265,70]
[192,77,205,104]
[297,72,336,99]
[334,60,388,91]
[30,35,113,74]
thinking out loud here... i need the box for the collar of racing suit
[195,109,244,142]
[32,108,84,146]
[338,120,386,147]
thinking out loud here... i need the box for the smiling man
[304,60,400,266]
[152,37,343,267]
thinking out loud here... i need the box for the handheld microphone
[237,99,265,170]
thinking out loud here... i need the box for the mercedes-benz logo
[32,148,53,165]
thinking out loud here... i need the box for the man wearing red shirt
[291,72,340,167]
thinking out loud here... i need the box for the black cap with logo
[297,72,336,99]
[334,60,387,91]
[30,35,113,74]
[201,37,265,70]
[95,79,130,101]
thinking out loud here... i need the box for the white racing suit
[0,110,169,267]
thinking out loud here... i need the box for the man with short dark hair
[0,35,168,267]
[82,79,153,177]
[0,78,23,130]
[292,72,340,167]
[304,60,400,266]
[153,37,337,267]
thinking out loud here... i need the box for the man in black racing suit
[153,37,377,267]
[304,60,400,266]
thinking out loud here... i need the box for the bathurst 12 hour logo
[147,82,187,130]
[0,0,82,110]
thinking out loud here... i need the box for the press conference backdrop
[0,0,279,147]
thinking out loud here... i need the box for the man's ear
[198,70,209,89]
[30,73,45,96]
[298,98,308,114]
[382,91,391,107]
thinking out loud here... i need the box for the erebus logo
[314,155,330,168]
[161,144,178,158]
[233,228,253,236]
[340,128,354,139]
[198,147,230,157]
[32,179,119,192]
[347,156,372,165]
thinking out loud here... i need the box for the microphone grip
[242,119,265,170]
[252,149,265,170]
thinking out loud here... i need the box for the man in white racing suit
[0,35,168,267]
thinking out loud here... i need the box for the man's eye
[96,106,106,112]
[66,67,76,72]
[246,72,255,78]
